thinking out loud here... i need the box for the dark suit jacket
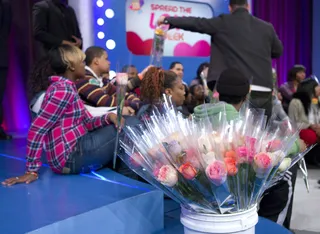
[0,0,12,67]
[32,0,82,58]
[166,8,283,89]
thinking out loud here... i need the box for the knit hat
[216,68,250,97]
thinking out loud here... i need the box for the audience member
[122,65,138,79]
[2,45,130,186]
[122,65,141,96]
[0,0,12,139]
[169,62,186,84]
[158,0,283,119]
[74,46,141,113]
[288,78,320,145]
[137,67,186,118]
[33,0,82,58]
[190,62,209,86]
[187,84,207,114]
[279,65,306,113]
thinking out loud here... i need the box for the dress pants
[0,67,8,127]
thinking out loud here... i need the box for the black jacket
[165,8,283,89]
[32,0,82,57]
[0,0,12,67]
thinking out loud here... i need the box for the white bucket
[180,205,258,234]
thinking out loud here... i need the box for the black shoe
[318,180,320,185]
[0,128,12,140]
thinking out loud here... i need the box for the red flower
[179,162,197,180]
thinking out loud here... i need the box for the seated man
[121,65,141,96]
[75,46,147,112]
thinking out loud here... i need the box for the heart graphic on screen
[173,41,211,57]
[126,32,152,55]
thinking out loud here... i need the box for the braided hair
[140,67,178,104]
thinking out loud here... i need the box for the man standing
[0,0,12,140]
[158,0,283,118]
[33,0,82,58]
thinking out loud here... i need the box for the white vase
[180,205,258,234]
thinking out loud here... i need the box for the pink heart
[173,41,211,57]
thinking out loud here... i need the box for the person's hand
[108,113,125,131]
[201,67,209,80]
[122,106,135,116]
[298,139,307,152]
[157,16,166,26]
[2,172,38,186]
[139,65,154,78]
[62,40,77,46]
[72,35,82,47]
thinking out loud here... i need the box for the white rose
[198,135,212,153]
[278,158,292,172]
[270,150,286,166]
[157,165,178,187]
[202,152,216,165]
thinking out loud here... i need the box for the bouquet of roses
[118,99,307,214]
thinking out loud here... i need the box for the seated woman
[2,45,134,186]
[187,84,209,114]
[288,78,320,146]
[190,62,209,87]
[137,67,186,118]
[279,65,306,113]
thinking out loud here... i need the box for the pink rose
[115,73,128,85]
[213,91,219,98]
[246,137,257,148]
[153,162,163,177]
[184,148,201,169]
[236,146,247,163]
[179,162,197,180]
[266,139,282,152]
[206,160,227,186]
[253,152,272,177]
[236,146,255,163]
[157,165,178,187]
[165,140,182,157]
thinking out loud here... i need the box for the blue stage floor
[0,139,292,234]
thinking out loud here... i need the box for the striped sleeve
[124,93,142,111]
[75,78,116,107]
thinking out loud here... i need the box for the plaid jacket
[75,69,141,110]
[26,76,110,173]
[279,81,296,112]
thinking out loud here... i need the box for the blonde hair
[58,45,85,70]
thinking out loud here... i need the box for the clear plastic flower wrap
[118,99,307,214]
[150,25,169,67]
